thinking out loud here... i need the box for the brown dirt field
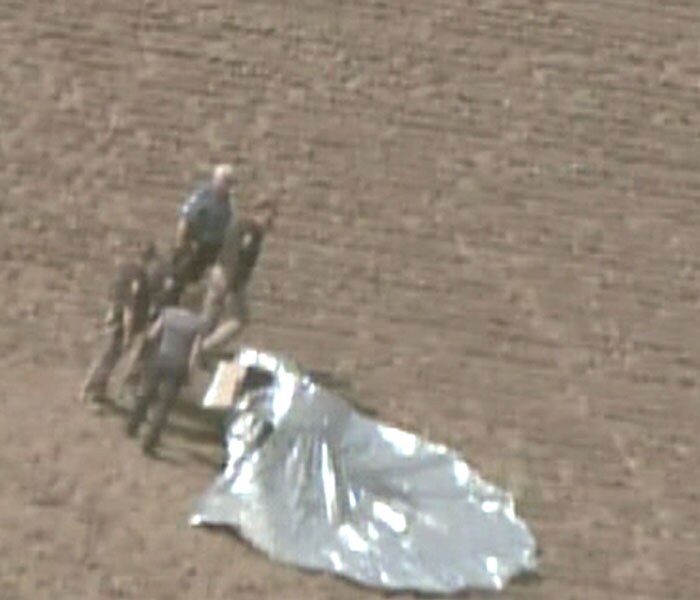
[2,1,699,598]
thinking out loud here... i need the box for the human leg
[79,324,123,404]
[141,367,185,454]
[126,360,160,437]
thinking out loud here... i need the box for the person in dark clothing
[170,164,236,302]
[118,245,178,396]
[199,201,277,359]
[144,244,178,317]
[125,306,209,454]
[79,243,154,407]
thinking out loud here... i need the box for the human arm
[121,278,143,349]
[201,317,243,355]
[175,217,191,252]
[123,332,146,378]
[122,306,135,349]
[188,333,203,379]
[146,313,164,342]
[176,189,208,251]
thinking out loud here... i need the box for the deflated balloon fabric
[190,348,538,594]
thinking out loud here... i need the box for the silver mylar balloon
[190,348,538,594]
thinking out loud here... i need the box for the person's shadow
[100,364,378,463]
[98,392,224,447]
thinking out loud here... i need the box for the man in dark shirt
[125,306,209,454]
[170,164,236,302]
[199,201,277,358]
[79,243,155,407]
[144,244,178,316]
[117,244,178,396]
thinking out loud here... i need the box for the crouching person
[126,306,209,455]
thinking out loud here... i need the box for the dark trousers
[81,323,123,402]
[127,357,186,452]
[171,242,221,302]
[121,332,156,393]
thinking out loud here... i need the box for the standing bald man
[171,164,236,301]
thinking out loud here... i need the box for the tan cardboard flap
[202,360,245,409]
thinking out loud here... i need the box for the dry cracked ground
[1,1,699,599]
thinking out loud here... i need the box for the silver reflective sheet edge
[190,348,538,594]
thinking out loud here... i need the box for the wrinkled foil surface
[190,348,538,594]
